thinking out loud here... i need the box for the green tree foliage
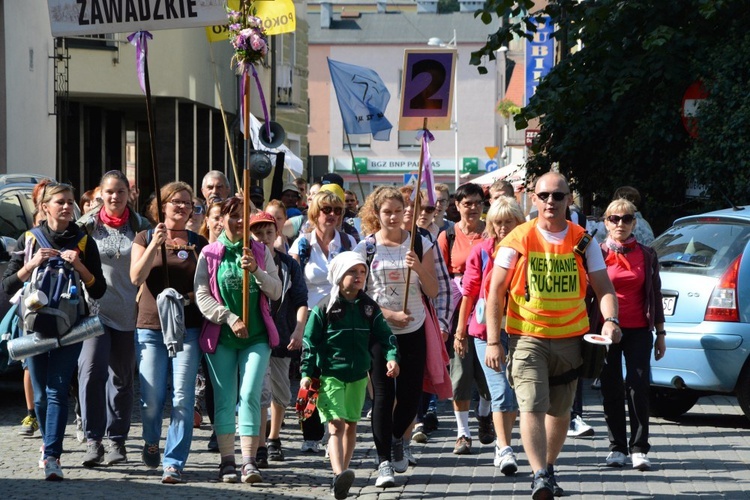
[471,0,750,232]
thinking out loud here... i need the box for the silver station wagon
[650,206,750,419]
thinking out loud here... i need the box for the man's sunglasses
[535,191,568,202]
[320,206,343,216]
[606,214,635,224]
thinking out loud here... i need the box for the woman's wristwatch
[656,330,667,336]
[604,317,620,326]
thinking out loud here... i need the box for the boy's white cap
[326,251,368,312]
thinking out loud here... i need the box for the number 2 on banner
[399,49,456,131]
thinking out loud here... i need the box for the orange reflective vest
[501,219,588,339]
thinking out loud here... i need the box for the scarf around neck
[99,206,130,228]
[605,235,638,271]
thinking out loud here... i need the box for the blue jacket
[271,252,308,357]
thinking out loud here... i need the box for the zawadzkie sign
[48,0,228,37]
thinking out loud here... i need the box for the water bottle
[69,285,79,305]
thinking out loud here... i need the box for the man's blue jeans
[136,327,200,471]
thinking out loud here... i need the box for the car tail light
[705,255,741,322]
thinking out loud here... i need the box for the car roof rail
[0,174,54,187]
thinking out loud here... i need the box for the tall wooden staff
[129,31,168,287]
[240,0,252,325]
[402,118,428,311]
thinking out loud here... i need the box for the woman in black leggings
[356,187,438,488]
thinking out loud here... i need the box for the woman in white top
[289,191,356,452]
[356,186,438,487]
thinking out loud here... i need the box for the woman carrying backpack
[2,182,107,481]
[289,191,356,454]
[76,170,151,467]
[129,181,208,484]
[355,186,439,488]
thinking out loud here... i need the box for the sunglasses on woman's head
[606,214,635,224]
[535,191,568,202]
[320,206,343,216]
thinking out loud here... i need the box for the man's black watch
[656,330,667,336]
[604,317,620,326]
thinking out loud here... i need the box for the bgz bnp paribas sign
[340,158,478,174]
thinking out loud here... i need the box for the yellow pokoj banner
[206,0,296,42]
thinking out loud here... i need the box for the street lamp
[428,30,459,190]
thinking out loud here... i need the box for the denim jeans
[136,327,200,471]
[27,341,83,460]
[474,332,518,412]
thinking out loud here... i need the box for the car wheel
[649,388,698,419]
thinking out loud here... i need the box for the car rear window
[651,220,750,277]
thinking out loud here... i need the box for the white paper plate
[583,333,613,345]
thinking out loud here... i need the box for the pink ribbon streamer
[127,31,153,95]
[412,129,437,206]
[250,65,272,144]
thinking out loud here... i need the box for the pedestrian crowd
[1,169,665,500]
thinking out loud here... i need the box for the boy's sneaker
[219,460,238,483]
[105,441,127,465]
[375,461,395,488]
[43,458,64,481]
[453,435,472,455]
[19,415,39,436]
[267,438,284,461]
[476,414,496,445]
[142,443,160,469]
[241,460,262,483]
[605,450,627,467]
[632,452,652,471]
[530,470,554,500]
[391,437,408,473]
[255,446,269,469]
[494,445,518,475]
[300,440,321,453]
[412,423,428,444]
[423,411,439,433]
[332,469,355,499]
[75,416,85,443]
[567,415,595,437]
[82,441,105,467]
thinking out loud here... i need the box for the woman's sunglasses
[193,205,205,215]
[320,206,343,216]
[606,214,635,224]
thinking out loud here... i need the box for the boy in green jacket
[301,251,399,499]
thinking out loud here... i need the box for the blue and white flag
[328,58,392,141]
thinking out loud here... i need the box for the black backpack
[20,228,87,338]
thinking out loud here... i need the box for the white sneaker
[38,445,45,469]
[605,451,627,467]
[375,460,395,488]
[494,446,518,475]
[567,415,595,437]
[300,440,321,453]
[43,458,64,481]
[631,452,651,471]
